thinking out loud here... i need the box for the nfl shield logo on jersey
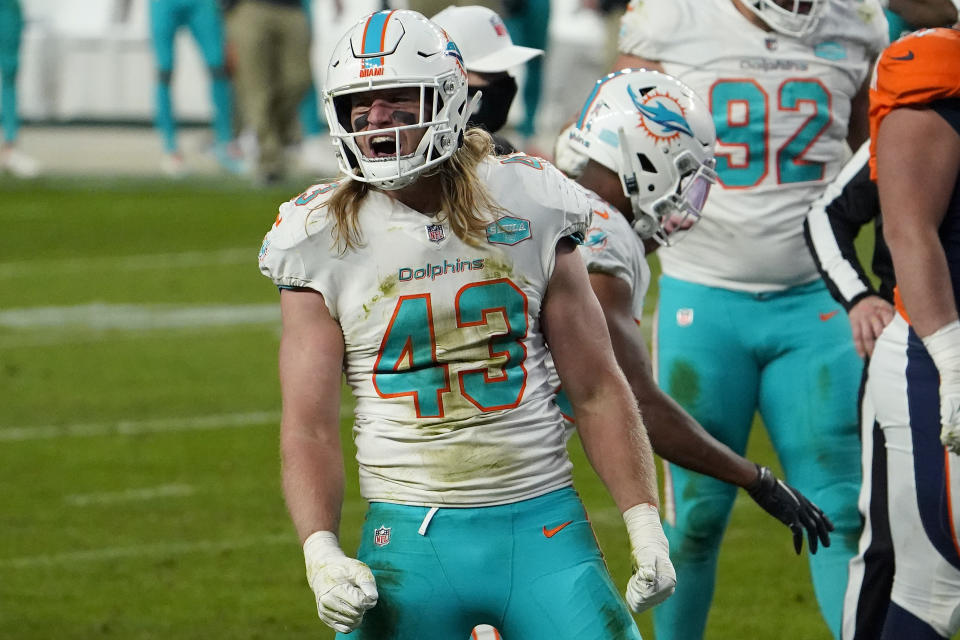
[374,526,391,547]
[426,223,445,243]
[677,308,694,327]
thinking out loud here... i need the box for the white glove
[622,503,676,613]
[922,320,960,454]
[303,531,378,634]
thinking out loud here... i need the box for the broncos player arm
[879,106,960,335]
[277,288,348,543]
[589,270,833,553]
[543,239,660,511]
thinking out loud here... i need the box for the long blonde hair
[323,128,503,252]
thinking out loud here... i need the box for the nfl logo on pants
[374,526,391,547]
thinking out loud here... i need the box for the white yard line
[64,484,196,506]
[0,303,278,331]
[0,534,292,569]
[0,410,280,442]
[0,248,252,279]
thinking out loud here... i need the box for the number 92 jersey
[619,0,887,291]
[259,155,592,507]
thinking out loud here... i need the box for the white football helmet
[323,10,472,190]
[740,0,826,38]
[566,69,717,245]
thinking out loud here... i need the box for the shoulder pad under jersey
[258,181,340,289]
[486,154,593,246]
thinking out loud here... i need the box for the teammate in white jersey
[259,10,673,639]
[607,1,888,638]
[560,66,833,551]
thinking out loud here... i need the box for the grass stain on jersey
[667,360,700,408]
[422,442,514,483]
[361,274,399,318]
[482,256,518,281]
[429,314,515,423]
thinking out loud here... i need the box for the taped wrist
[623,503,666,553]
[923,320,960,384]
[303,530,345,573]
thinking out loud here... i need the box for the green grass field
[1,176,832,639]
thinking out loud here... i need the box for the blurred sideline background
[14,0,613,177]
[0,2,849,639]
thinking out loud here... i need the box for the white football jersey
[549,194,650,426]
[580,196,651,321]
[259,155,593,507]
[619,0,887,291]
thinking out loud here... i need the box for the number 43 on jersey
[372,279,530,418]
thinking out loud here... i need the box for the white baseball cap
[431,5,544,73]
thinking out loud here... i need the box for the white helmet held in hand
[566,68,717,245]
[739,0,826,38]
[323,10,472,190]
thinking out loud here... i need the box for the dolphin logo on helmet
[568,69,718,246]
[628,85,694,138]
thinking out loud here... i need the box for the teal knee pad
[665,468,737,563]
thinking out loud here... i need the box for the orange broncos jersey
[869,27,960,179]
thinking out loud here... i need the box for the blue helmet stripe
[362,11,393,67]
[575,69,632,130]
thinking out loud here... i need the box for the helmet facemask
[743,0,825,38]
[618,127,717,246]
[567,69,718,245]
[328,77,469,190]
[322,10,472,190]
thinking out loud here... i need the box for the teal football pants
[296,0,324,136]
[149,0,233,152]
[652,275,862,640]
[504,0,549,139]
[338,487,642,640]
[0,0,22,144]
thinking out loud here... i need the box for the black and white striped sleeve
[803,141,888,311]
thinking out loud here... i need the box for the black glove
[745,465,834,555]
